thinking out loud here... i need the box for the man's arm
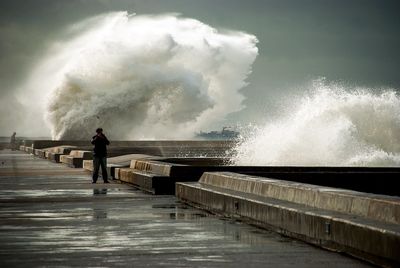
[103,135,110,145]
[91,135,97,145]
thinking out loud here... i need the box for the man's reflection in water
[92,189,108,220]
[93,188,108,195]
[92,208,108,220]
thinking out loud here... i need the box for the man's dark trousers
[93,156,108,183]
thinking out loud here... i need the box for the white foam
[232,79,400,166]
[21,12,258,140]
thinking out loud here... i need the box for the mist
[1,0,399,140]
[19,12,258,139]
[232,79,400,166]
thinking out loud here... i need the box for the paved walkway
[0,150,371,267]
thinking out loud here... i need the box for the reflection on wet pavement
[0,150,371,267]
[93,188,108,195]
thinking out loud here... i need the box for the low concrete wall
[199,172,400,225]
[34,146,63,158]
[45,146,75,159]
[118,159,400,196]
[176,172,400,267]
[47,147,77,163]
[26,147,34,154]
[83,154,153,179]
[60,150,92,168]
[36,146,76,159]
[116,167,171,194]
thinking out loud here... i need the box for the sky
[1,0,400,137]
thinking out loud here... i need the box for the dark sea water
[0,137,51,143]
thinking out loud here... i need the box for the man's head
[96,128,103,134]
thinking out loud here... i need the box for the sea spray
[23,12,258,139]
[231,79,400,166]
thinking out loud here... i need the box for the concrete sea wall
[176,172,400,267]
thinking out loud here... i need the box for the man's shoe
[104,181,110,183]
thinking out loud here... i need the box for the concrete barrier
[115,166,171,194]
[83,154,153,179]
[50,146,76,158]
[60,150,92,168]
[19,140,34,153]
[176,172,400,267]
[34,148,45,157]
[26,147,34,154]
[116,158,400,196]
[198,172,400,225]
[116,158,215,193]
[34,146,70,158]
[47,146,78,163]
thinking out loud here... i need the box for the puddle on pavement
[0,188,140,199]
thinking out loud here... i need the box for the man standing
[91,128,110,183]
[10,132,16,151]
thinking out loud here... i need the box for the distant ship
[196,127,239,140]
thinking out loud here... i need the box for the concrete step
[45,146,76,159]
[198,172,400,225]
[48,147,89,163]
[60,150,92,168]
[34,145,76,158]
[26,147,34,154]
[116,168,171,194]
[127,160,400,196]
[176,177,400,267]
[83,154,154,179]
[130,160,177,176]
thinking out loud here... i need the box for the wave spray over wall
[232,79,400,166]
[39,12,258,139]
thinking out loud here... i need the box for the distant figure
[10,132,17,151]
[91,128,110,183]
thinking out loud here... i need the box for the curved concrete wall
[199,172,400,225]
[177,173,400,266]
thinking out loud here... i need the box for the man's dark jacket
[91,134,110,157]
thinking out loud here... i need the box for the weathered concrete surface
[45,146,76,159]
[60,150,93,168]
[115,158,400,196]
[83,154,154,180]
[47,146,79,163]
[199,172,400,225]
[0,150,371,267]
[34,145,76,158]
[176,172,400,267]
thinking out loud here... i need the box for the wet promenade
[0,150,371,267]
